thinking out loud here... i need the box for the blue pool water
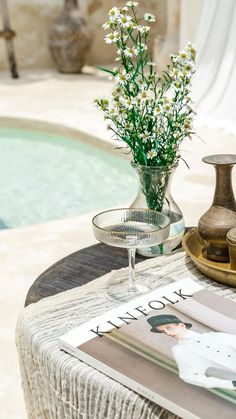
[0,127,136,228]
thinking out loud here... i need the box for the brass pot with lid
[226,228,236,270]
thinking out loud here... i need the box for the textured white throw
[16,251,236,419]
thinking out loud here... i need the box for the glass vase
[130,163,185,257]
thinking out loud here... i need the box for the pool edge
[0,116,129,160]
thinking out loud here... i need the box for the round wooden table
[18,230,236,419]
[25,243,146,306]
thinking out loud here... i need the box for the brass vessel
[182,228,236,287]
[226,228,236,270]
[198,154,236,262]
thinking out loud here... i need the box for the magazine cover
[59,278,236,419]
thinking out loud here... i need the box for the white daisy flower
[144,13,156,22]
[127,1,139,7]
[119,14,133,28]
[120,97,134,110]
[178,49,188,60]
[153,105,161,116]
[184,62,195,73]
[108,7,120,21]
[102,21,111,30]
[124,47,139,58]
[169,67,181,78]
[125,121,134,130]
[104,31,119,44]
[138,25,150,34]
[147,150,157,159]
[123,35,129,42]
[115,70,131,85]
[138,88,154,102]
[109,107,120,117]
[140,133,151,143]
[138,90,148,100]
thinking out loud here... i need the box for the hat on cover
[147,314,192,333]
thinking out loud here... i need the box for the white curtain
[193,0,236,134]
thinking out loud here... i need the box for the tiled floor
[1,69,236,418]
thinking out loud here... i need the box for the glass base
[106,274,151,303]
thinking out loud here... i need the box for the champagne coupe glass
[92,208,170,303]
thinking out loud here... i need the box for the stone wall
[0,0,166,71]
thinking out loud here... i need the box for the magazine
[59,278,236,419]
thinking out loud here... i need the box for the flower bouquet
[95,1,196,255]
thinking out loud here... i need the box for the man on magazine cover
[147,314,236,390]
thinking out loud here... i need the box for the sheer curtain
[193,0,236,134]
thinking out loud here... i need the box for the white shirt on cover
[172,330,236,389]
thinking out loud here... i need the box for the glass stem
[128,247,137,293]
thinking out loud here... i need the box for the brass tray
[182,228,236,287]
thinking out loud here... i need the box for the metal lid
[226,228,236,245]
[202,154,236,165]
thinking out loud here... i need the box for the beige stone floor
[0,69,236,419]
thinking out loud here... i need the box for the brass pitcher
[198,154,236,262]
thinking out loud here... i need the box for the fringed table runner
[16,250,236,419]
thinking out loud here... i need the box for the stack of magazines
[59,278,236,419]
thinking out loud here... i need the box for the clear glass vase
[130,162,185,257]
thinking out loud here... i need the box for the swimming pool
[0,127,136,229]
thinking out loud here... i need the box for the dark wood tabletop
[25,243,147,306]
[25,227,192,307]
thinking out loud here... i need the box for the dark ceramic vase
[198,154,236,262]
[49,0,92,73]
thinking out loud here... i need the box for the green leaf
[96,66,116,75]
[180,157,190,169]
